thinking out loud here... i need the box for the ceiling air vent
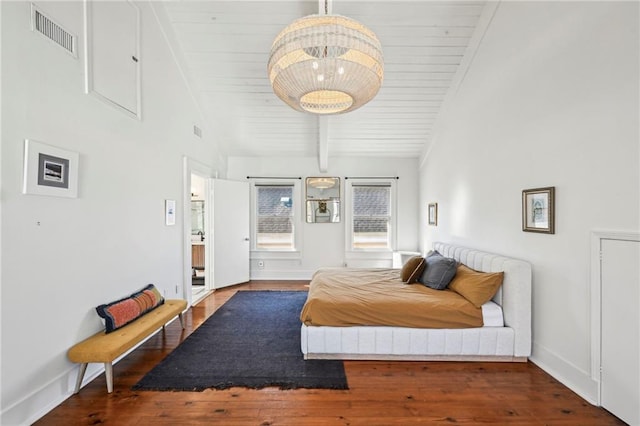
[31,4,77,57]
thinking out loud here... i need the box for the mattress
[481,301,504,327]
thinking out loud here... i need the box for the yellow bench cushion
[68,299,187,363]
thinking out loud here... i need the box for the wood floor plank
[34,281,625,425]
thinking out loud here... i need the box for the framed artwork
[23,139,79,198]
[165,199,176,226]
[522,187,555,234]
[428,202,438,226]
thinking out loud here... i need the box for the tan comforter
[300,268,483,328]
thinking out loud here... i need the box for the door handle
[244,237,250,241]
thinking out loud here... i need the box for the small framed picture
[522,187,555,234]
[165,199,176,226]
[23,139,79,198]
[428,203,438,226]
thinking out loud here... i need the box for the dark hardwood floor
[36,281,624,425]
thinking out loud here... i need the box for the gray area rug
[132,290,348,391]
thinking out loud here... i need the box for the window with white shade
[252,182,301,251]
[346,180,397,251]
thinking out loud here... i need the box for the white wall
[419,1,639,403]
[0,2,220,424]
[228,156,419,279]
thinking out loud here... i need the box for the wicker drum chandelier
[267,1,383,115]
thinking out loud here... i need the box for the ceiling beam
[318,116,329,172]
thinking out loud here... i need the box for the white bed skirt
[300,242,532,362]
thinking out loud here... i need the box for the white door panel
[211,179,250,289]
[601,238,640,426]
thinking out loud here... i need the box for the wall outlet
[176,284,180,295]
[257,260,265,269]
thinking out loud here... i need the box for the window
[254,184,296,250]
[346,180,397,251]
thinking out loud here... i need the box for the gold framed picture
[522,187,555,234]
[428,203,438,226]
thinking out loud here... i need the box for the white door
[211,179,250,289]
[601,238,640,426]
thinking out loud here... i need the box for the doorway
[190,173,208,302]
[183,157,214,306]
[591,230,640,425]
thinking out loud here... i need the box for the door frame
[590,229,640,404]
[182,156,215,306]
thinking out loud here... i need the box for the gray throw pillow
[419,251,458,290]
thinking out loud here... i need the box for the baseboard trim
[1,324,173,425]
[529,341,598,405]
[0,362,103,425]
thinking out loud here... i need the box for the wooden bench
[68,299,188,394]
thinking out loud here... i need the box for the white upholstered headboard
[433,242,532,357]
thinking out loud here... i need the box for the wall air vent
[193,125,203,138]
[31,4,77,57]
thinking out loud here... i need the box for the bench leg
[105,362,113,393]
[179,312,185,329]
[74,363,88,394]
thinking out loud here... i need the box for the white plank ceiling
[161,0,487,160]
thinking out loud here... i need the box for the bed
[300,242,531,362]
